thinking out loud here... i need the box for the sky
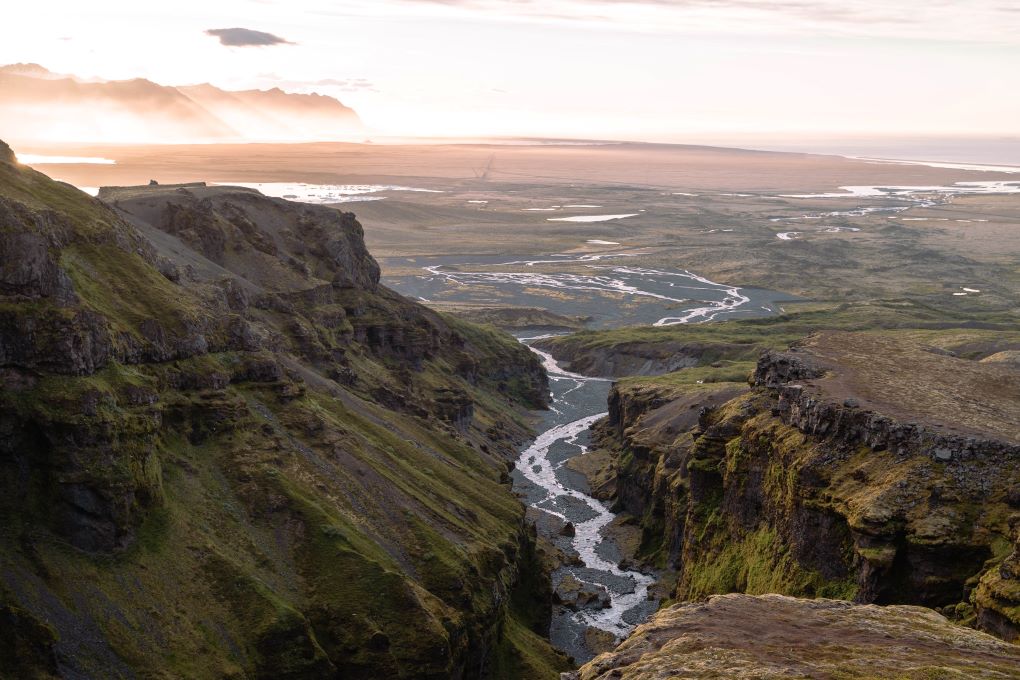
[4,0,1020,143]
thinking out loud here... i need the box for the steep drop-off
[587,330,1020,643]
[0,139,569,679]
[567,593,1020,679]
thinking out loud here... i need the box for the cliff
[0,143,567,678]
[590,330,1020,643]
[566,593,1020,679]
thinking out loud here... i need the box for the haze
[4,0,1020,147]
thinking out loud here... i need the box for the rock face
[104,183,381,291]
[975,529,1020,644]
[593,331,1020,643]
[566,593,1020,680]
[534,337,737,378]
[0,143,564,678]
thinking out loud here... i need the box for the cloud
[386,0,1020,41]
[314,77,378,92]
[254,73,378,94]
[205,27,294,47]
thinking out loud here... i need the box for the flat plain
[39,141,1020,324]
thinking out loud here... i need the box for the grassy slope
[537,299,1020,387]
[0,157,569,678]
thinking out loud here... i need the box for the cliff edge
[587,329,1019,648]
[566,593,1020,680]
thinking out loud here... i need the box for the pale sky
[4,0,1020,141]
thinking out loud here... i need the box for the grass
[540,299,1020,368]
[0,157,569,678]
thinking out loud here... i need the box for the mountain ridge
[0,64,363,145]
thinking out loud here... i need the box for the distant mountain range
[0,64,363,145]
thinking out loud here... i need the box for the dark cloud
[205,28,293,47]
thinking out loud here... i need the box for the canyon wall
[592,333,1019,643]
[0,143,567,678]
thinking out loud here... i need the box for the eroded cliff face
[0,147,566,678]
[592,331,1020,643]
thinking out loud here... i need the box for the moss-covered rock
[589,330,1019,642]
[0,142,562,678]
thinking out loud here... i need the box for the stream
[509,282,769,662]
[381,251,789,661]
[511,339,654,661]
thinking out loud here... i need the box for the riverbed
[383,252,796,328]
[380,252,787,661]
[510,339,655,662]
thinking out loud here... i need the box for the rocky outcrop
[0,140,15,164]
[554,574,611,611]
[533,327,774,379]
[974,527,1020,643]
[105,183,381,292]
[0,144,562,678]
[566,593,1020,679]
[592,377,748,569]
[591,331,1020,643]
[534,338,736,378]
[756,348,1020,462]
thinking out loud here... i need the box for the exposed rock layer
[592,331,1020,644]
[0,147,565,678]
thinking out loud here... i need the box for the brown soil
[795,331,1020,442]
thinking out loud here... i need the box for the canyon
[545,325,1020,675]
[2,136,1019,678]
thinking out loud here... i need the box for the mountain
[0,65,363,145]
[0,139,568,678]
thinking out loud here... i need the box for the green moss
[61,244,201,336]
[685,527,858,601]
[485,612,572,680]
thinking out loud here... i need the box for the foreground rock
[566,593,1020,679]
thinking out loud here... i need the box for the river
[511,339,655,661]
[381,252,787,661]
[505,277,774,662]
